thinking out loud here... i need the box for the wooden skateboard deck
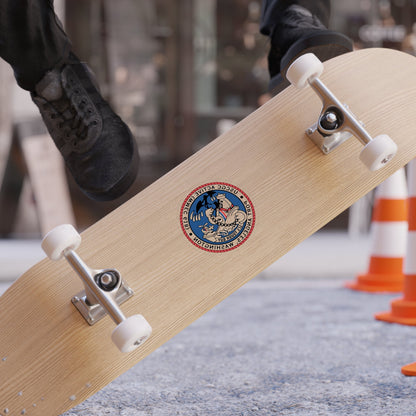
[2,48,416,415]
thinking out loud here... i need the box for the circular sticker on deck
[180,183,255,252]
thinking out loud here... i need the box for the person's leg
[0,0,70,90]
[260,0,353,94]
[0,0,139,201]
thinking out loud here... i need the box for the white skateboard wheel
[111,314,152,353]
[41,224,81,261]
[359,134,398,171]
[286,53,324,89]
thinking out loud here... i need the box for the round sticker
[180,183,255,252]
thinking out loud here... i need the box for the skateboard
[2,48,416,415]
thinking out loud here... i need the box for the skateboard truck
[42,224,152,353]
[68,260,133,327]
[286,53,398,171]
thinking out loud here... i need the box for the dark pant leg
[260,0,331,36]
[0,0,71,90]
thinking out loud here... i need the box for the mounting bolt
[320,110,340,130]
[96,271,119,292]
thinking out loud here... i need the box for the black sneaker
[31,52,139,201]
[267,5,353,95]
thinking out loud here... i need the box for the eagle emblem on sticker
[180,182,255,252]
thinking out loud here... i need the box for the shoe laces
[50,97,97,145]
[43,71,102,155]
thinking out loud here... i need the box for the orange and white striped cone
[376,160,416,324]
[345,168,408,293]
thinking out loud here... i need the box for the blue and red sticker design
[180,183,255,252]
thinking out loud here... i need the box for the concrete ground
[61,281,416,416]
[2,233,416,415]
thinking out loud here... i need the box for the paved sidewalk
[0,239,44,281]
[57,279,415,416]
[3,234,415,415]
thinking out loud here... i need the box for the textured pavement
[2,234,416,415]
[61,280,416,416]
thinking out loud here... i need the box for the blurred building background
[0,0,415,237]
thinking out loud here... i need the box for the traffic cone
[345,168,408,292]
[402,362,416,376]
[376,160,416,324]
